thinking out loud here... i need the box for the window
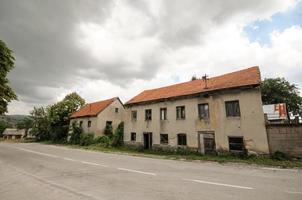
[160,108,167,120]
[106,121,112,126]
[115,108,119,113]
[145,109,152,121]
[177,133,187,145]
[176,106,185,119]
[228,137,244,152]
[79,121,83,128]
[88,120,91,127]
[131,132,136,141]
[131,111,137,121]
[225,100,241,117]
[160,134,168,144]
[198,103,209,119]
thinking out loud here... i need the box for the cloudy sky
[1,0,302,115]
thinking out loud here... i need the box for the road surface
[0,142,301,200]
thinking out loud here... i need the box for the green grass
[37,142,302,169]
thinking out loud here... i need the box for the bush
[104,124,113,136]
[79,133,95,146]
[111,122,124,147]
[69,121,83,145]
[272,151,288,161]
[94,136,111,147]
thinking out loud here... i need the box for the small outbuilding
[3,128,25,140]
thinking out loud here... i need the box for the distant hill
[0,115,30,127]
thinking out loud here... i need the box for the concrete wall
[70,99,125,137]
[266,124,302,158]
[124,87,269,154]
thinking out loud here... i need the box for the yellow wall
[124,87,269,154]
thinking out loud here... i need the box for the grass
[38,141,302,169]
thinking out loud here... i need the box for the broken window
[176,106,185,119]
[228,136,244,152]
[79,121,83,128]
[131,132,136,141]
[198,103,209,119]
[145,109,152,121]
[131,110,137,121]
[160,108,167,120]
[225,100,241,117]
[160,134,168,144]
[177,133,187,146]
[88,120,91,128]
[115,108,119,113]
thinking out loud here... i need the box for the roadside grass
[37,141,302,169]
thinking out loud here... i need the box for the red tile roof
[71,97,117,118]
[126,66,261,105]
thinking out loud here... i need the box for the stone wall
[266,124,302,158]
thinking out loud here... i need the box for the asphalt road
[0,142,301,200]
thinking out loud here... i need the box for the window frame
[115,108,119,113]
[176,106,186,119]
[177,133,187,146]
[225,100,241,117]
[87,120,91,128]
[145,109,152,121]
[160,133,169,144]
[79,121,83,128]
[160,108,167,120]
[130,132,136,142]
[131,110,137,121]
[198,103,210,119]
[228,136,244,152]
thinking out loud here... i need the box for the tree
[16,117,33,137]
[47,92,85,141]
[30,107,50,140]
[261,78,302,114]
[0,40,18,114]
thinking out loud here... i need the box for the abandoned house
[70,97,124,137]
[3,128,26,140]
[124,66,269,154]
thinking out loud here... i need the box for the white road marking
[117,167,156,176]
[183,178,254,190]
[63,157,76,161]
[15,147,59,158]
[286,191,302,194]
[81,161,108,167]
[262,167,297,172]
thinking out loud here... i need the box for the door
[198,131,215,154]
[143,132,152,149]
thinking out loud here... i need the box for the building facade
[70,97,124,137]
[124,67,269,154]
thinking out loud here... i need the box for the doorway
[198,131,215,154]
[143,132,152,149]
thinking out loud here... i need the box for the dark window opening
[176,106,185,119]
[131,111,137,121]
[160,134,168,144]
[79,121,83,128]
[198,103,209,119]
[177,133,187,146]
[106,121,112,126]
[131,132,136,141]
[145,109,152,121]
[225,100,241,117]
[115,108,119,113]
[228,136,244,152]
[88,120,91,128]
[160,108,167,120]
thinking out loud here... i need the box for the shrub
[79,133,95,146]
[272,151,288,161]
[104,124,113,136]
[94,136,111,147]
[69,121,83,145]
[111,122,124,147]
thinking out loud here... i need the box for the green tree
[16,117,33,137]
[30,107,50,140]
[48,92,85,141]
[261,78,302,114]
[0,40,18,114]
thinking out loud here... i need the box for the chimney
[202,74,209,89]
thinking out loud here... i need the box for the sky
[0,0,301,115]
